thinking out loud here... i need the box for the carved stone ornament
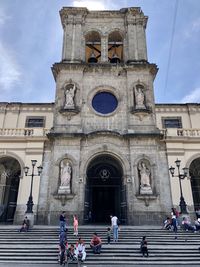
[136,195,158,207]
[53,193,75,206]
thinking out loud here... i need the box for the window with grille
[25,117,45,128]
[162,117,182,128]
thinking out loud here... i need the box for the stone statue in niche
[64,83,76,109]
[138,160,153,195]
[58,159,72,194]
[135,86,146,109]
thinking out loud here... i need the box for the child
[140,236,149,257]
[73,215,78,236]
[107,227,111,244]
[67,244,77,262]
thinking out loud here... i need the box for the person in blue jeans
[111,215,119,242]
[90,233,102,254]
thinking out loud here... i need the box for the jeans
[60,221,66,233]
[113,225,119,241]
[90,244,101,254]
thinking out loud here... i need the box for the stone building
[0,7,199,225]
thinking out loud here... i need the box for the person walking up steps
[140,236,149,257]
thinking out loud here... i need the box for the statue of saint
[138,161,152,195]
[60,160,72,187]
[135,87,146,109]
[64,83,76,109]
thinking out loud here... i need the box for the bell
[88,51,98,63]
[110,53,120,64]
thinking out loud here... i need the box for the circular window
[92,92,118,114]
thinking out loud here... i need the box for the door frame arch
[83,151,128,224]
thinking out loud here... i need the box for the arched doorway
[84,154,127,224]
[0,157,21,223]
[189,157,200,209]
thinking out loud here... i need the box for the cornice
[59,7,147,28]
[155,104,200,113]
[47,130,162,140]
[0,103,54,112]
[51,62,158,81]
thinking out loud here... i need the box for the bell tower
[38,7,172,225]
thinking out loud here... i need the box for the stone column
[136,23,147,60]
[62,17,73,61]
[101,35,108,62]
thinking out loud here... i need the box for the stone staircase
[0,225,199,265]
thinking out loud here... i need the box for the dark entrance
[0,157,21,223]
[189,157,200,209]
[84,155,127,224]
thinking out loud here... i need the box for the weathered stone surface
[37,7,172,225]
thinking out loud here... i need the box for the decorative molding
[136,194,158,207]
[131,107,151,121]
[59,107,80,120]
[53,193,75,206]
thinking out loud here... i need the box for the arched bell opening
[189,157,200,210]
[0,157,21,223]
[108,31,123,64]
[85,31,101,63]
[84,154,127,224]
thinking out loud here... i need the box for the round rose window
[92,92,118,114]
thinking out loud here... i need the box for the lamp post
[24,160,43,213]
[169,159,189,214]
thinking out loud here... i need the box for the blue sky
[0,0,200,103]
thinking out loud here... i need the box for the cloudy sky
[0,0,200,103]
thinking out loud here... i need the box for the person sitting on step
[66,244,77,262]
[90,232,102,254]
[182,217,196,232]
[19,216,30,232]
[162,217,172,230]
[75,237,86,262]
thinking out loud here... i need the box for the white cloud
[0,7,10,26]
[181,88,200,103]
[0,43,21,92]
[73,0,106,10]
[184,17,200,39]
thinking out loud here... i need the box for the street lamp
[169,159,189,214]
[24,160,43,213]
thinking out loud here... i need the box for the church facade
[0,7,200,225]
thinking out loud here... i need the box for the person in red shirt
[90,232,102,254]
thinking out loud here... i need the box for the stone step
[0,226,199,265]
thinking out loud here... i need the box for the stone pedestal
[58,185,70,195]
[140,186,153,195]
[25,212,34,228]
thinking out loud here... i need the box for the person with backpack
[140,236,149,257]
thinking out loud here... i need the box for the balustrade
[0,128,49,137]
[161,128,200,138]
